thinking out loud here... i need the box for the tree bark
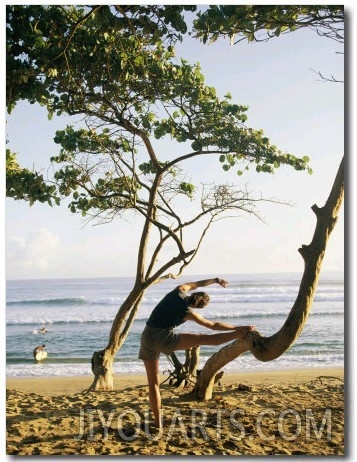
[87,284,146,391]
[89,349,114,391]
[184,346,200,379]
[195,157,344,400]
[166,347,200,387]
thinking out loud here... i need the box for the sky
[4,4,347,280]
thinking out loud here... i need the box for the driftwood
[162,348,200,387]
[316,375,344,384]
[163,348,225,387]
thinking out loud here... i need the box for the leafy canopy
[6,5,311,214]
[192,5,344,44]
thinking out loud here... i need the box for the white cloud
[6,228,60,275]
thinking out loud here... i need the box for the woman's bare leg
[173,326,253,351]
[143,359,162,428]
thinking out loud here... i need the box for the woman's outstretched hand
[217,278,228,288]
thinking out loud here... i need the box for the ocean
[6,272,344,378]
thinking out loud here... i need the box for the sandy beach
[6,368,344,456]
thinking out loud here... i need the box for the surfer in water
[33,344,47,362]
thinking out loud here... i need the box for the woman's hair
[188,292,210,308]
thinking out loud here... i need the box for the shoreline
[7,367,344,395]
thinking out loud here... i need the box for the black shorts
[138,325,181,361]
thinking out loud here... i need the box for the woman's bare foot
[235,325,254,341]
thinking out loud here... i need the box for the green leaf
[179,182,195,198]
[191,140,202,151]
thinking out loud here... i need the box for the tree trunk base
[87,349,114,391]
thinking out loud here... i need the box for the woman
[139,277,254,428]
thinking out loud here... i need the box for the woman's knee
[196,333,216,345]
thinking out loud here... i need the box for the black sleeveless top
[146,288,193,329]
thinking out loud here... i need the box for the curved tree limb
[196,156,344,400]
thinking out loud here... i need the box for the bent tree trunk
[88,283,146,391]
[195,157,344,400]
